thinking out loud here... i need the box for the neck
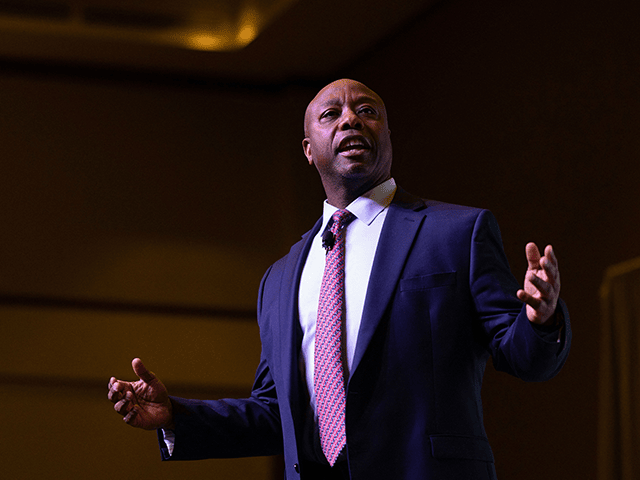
[326,192,360,209]
[324,176,390,209]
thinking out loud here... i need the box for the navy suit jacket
[162,189,571,480]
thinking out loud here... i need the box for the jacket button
[293,463,300,473]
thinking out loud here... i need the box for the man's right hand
[107,358,174,430]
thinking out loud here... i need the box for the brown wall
[2,0,638,478]
[0,73,312,479]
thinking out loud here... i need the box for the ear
[302,138,313,165]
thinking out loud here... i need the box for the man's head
[302,79,392,207]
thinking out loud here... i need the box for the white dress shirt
[163,178,397,454]
[298,178,397,418]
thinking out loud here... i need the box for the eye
[358,106,377,115]
[320,109,339,119]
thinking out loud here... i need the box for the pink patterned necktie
[314,208,355,466]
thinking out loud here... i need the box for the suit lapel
[275,217,322,420]
[274,188,426,398]
[350,190,427,378]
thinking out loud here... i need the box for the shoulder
[422,201,502,241]
[423,198,475,210]
[393,186,485,218]
[392,189,501,241]
[395,190,487,223]
[423,199,483,215]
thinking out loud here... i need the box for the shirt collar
[321,178,397,228]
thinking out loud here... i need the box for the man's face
[302,79,392,197]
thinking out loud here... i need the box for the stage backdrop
[599,256,640,480]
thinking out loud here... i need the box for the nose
[339,108,363,130]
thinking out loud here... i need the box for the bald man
[108,79,570,480]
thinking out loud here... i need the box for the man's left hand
[516,243,561,325]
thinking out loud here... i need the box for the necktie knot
[322,210,355,252]
[330,209,355,235]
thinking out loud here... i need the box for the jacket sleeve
[469,209,571,382]
[159,355,283,460]
[159,265,284,460]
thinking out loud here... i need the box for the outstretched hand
[516,243,561,325]
[107,358,174,430]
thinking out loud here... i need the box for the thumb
[524,242,541,270]
[132,358,157,384]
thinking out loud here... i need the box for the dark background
[2,0,638,478]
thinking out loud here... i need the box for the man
[108,79,570,479]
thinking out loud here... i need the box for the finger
[541,246,561,288]
[524,242,541,270]
[115,391,138,414]
[540,255,557,273]
[114,397,132,416]
[132,358,157,384]
[517,289,542,310]
[107,377,115,398]
[108,389,121,403]
[123,405,139,425]
[544,245,558,267]
[107,380,124,403]
[527,272,554,296]
[540,257,559,285]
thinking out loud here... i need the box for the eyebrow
[319,95,380,109]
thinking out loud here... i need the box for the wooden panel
[0,382,274,480]
[0,306,262,387]
[1,305,279,479]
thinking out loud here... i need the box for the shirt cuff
[161,429,176,457]
[530,304,565,343]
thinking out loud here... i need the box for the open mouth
[337,136,371,154]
